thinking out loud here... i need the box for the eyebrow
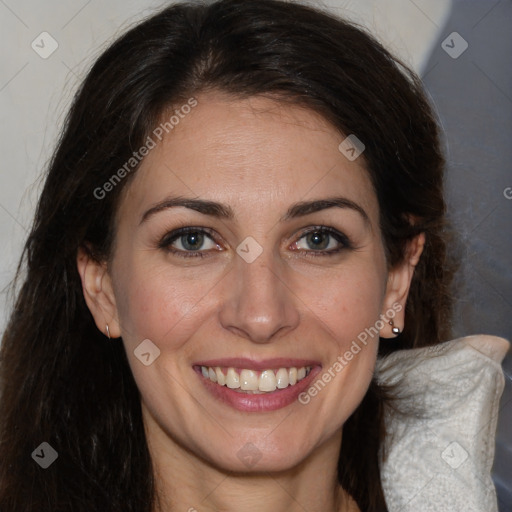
[140,195,370,226]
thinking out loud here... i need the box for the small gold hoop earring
[106,324,111,339]
[389,319,401,336]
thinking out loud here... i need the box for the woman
[0,1,456,510]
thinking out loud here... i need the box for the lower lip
[194,366,322,412]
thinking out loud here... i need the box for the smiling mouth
[197,365,313,394]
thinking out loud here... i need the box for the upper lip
[193,357,321,371]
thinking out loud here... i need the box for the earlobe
[379,233,425,338]
[76,246,121,338]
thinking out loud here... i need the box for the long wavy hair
[0,1,455,510]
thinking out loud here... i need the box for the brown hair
[0,1,454,510]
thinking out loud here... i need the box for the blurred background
[0,0,511,509]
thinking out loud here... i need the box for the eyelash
[158,226,353,259]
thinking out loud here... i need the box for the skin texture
[77,92,424,512]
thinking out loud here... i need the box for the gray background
[422,1,512,509]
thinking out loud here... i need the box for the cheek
[113,261,220,417]
[294,256,386,425]
[302,259,387,342]
[113,257,220,350]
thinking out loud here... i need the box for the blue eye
[159,227,220,258]
[159,226,351,259]
[294,227,351,255]
[173,231,214,251]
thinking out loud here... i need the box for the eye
[292,227,351,255]
[159,226,351,259]
[159,227,221,257]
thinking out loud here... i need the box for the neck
[144,409,358,512]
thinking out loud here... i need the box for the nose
[218,249,300,344]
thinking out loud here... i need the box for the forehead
[118,92,378,224]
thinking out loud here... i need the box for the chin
[200,435,315,474]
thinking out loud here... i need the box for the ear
[379,233,425,338]
[76,246,122,338]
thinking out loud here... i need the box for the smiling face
[79,91,417,474]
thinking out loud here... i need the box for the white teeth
[215,367,226,386]
[259,370,277,392]
[226,367,240,389]
[200,365,313,393]
[288,367,297,385]
[276,368,289,389]
[240,369,259,391]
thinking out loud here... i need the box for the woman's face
[89,92,411,472]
